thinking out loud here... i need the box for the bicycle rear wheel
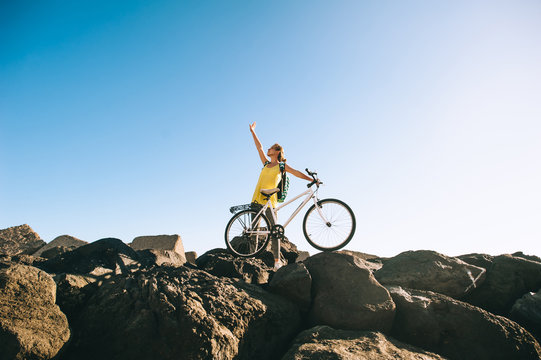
[303,198,356,251]
[225,209,271,257]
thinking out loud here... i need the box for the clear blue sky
[1,0,540,258]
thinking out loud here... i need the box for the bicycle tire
[225,209,271,257]
[302,198,356,251]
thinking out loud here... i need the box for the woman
[249,122,314,269]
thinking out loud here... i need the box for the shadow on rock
[57,266,301,360]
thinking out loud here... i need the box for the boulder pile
[0,224,540,360]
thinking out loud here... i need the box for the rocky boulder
[37,238,141,275]
[130,234,186,262]
[32,234,87,257]
[456,253,495,270]
[185,251,197,264]
[338,249,385,271]
[282,325,446,360]
[296,250,310,262]
[269,262,312,311]
[53,273,97,319]
[304,252,395,332]
[41,246,76,259]
[0,263,70,360]
[196,248,273,284]
[59,266,301,360]
[388,286,541,360]
[375,250,486,299]
[512,251,541,263]
[510,289,541,341]
[0,224,46,256]
[137,249,186,267]
[255,236,300,265]
[463,254,541,315]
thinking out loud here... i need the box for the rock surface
[59,266,301,360]
[137,249,186,267]
[304,252,395,332]
[463,254,541,315]
[338,249,384,271]
[282,325,447,360]
[388,286,541,360]
[269,262,312,311]
[0,263,70,360]
[32,234,87,257]
[53,272,97,319]
[130,234,186,262]
[196,248,273,284]
[41,245,76,259]
[3,228,541,360]
[185,251,197,264]
[456,253,495,270]
[37,237,141,275]
[375,250,486,299]
[0,224,46,256]
[510,289,541,341]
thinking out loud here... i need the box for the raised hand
[249,122,256,132]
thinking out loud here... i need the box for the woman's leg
[251,203,281,265]
[265,207,281,261]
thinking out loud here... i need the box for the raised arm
[284,163,313,182]
[249,122,268,165]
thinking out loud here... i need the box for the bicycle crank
[271,224,285,241]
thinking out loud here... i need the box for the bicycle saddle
[260,188,280,196]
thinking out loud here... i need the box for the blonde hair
[272,143,287,163]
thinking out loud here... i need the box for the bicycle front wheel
[303,198,356,251]
[225,209,271,257]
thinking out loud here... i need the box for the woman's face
[267,145,280,157]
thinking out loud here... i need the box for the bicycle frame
[250,186,329,231]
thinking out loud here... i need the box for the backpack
[264,161,290,203]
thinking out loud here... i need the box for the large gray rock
[338,250,385,271]
[269,262,312,311]
[256,236,301,265]
[137,249,186,267]
[41,246,77,259]
[196,248,273,284]
[37,238,141,275]
[456,253,495,270]
[375,250,486,299]
[463,254,541,315]
[304,252,395,332]
[53,273,97,319]
[0,263,70,360]
[185,251,197,264]
[59,266,301,360]
[130,234,186,262]
[0,224,46,256]
[512,251,541,263]
[388,286,541,360]
[32,234,87,257]
[282,325,447,360]
[510,289,541,341]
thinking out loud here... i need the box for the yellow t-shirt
[251,164,281,207]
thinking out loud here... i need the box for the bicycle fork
[314,199,332,227]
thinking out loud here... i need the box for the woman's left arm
[284,164,313,182]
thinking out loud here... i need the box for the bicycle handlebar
[306,168,322,188]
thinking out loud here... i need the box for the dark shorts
[250,202,275,227]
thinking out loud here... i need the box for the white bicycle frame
[249,186,330,233]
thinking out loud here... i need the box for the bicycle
[225,169,356,257]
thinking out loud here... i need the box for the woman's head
[268,143,286,162]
